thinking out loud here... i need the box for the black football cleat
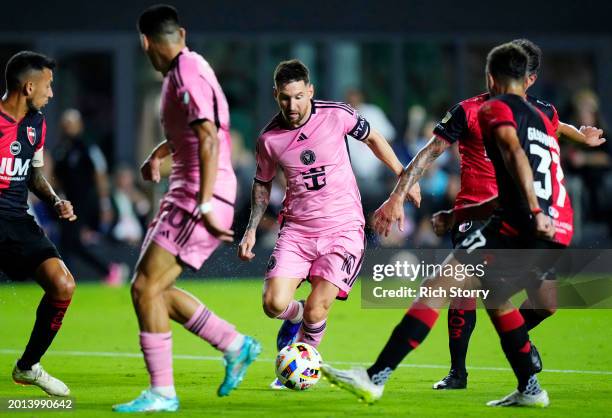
[530,342,542,373]
[433,369,467,390]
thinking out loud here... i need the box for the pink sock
[276,300,303,323]
[140,331,174,388]
[297,319,327,348]
[183,304,240,352]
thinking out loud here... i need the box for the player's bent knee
[50,272,75,300]
[262,295,289,318]
[130,275,162,303]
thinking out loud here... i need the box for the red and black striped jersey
[433,92,559,209]
[0,108,46,217]
[478,94,573,246]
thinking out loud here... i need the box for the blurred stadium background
[0,0,610,281]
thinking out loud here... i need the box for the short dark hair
[5,51,56,92]
[511,38,542,75]
[138,4,180,38]
[274,59,310,87]
[486,43,528,83]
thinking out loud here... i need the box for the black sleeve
[433,103,467,144]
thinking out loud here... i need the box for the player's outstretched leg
[323,300,440,404]
[486,307,549,407]
[13,258,74,397]
[322,257,465,403]
[163,287,261,397]
[433,297,477,390]
[262,277,303,389]
[113,243,181,413]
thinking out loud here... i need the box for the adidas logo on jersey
[297,133,308,142]
[0,157,31,177]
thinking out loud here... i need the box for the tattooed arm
[238,179,272,261]
[28,166,76,221]
[393,135,451,200]
[372,135,451,236]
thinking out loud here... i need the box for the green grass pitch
[0,279,610,417]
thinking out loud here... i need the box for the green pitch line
[0,280,610,418]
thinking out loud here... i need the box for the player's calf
[19,261,74,376]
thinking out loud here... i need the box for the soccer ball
[275,342,322,390]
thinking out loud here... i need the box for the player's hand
[406,183,421,208]
[54,199,77,222]
[534,212,555,239]
[201,212,234,243]
[431,209,455,236]
[140,156,161,183]
[238,229,257,261]
[579,125,606,147]
[373,193,405,237]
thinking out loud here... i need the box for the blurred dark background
[1,0,610,280]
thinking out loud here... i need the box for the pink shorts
[265,228,365,300]
[141,196,234,270]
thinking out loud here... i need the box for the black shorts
[453,218,563,293]
[451,219,487,248]
[0,215,61,281]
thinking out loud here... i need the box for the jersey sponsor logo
[297,132,308,142]
[267,255,277,271]
[26,126,36,145]
[301,166,326,191]
[0,157,31,178]
[300,149,316,165]
[9,141,21,156]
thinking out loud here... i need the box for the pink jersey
[160,47,236,207]
[255,100,371,237]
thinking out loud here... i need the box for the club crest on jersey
[9,141,21,156]
[300,150,316,165]
[26,126,36,145]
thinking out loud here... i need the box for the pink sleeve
[255,137,277,182]
[478,99,517,138]
[176,64,217,126]
[338,105,371,141]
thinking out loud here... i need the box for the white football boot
[487,389,550,407]
[321,365,384,404]
[12,362,70,396]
